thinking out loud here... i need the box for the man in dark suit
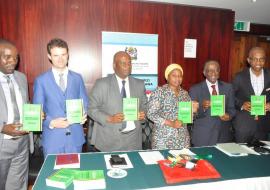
[189,60,235,147]
[0,39,30,190]
[233,47,270,143]
[88,51,147,152]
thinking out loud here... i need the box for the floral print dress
[147,84,191,149]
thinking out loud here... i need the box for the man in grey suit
[189,60,236,147]
[0,39,30,190]
[89,51,147,152]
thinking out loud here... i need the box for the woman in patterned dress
[147,63,198,149]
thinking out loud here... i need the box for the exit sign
[234,21,250,32]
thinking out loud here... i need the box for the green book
[123,98,138,121]
[211,95,225,116]
[66,99,83,124]
[178,101,192,124]
[46,168,75,189]
[22,104,42,131]
[251,95,266,115]
[73,170,106,189]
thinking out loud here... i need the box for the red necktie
[211,85,217,95]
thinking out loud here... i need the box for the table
[32,147,270,190]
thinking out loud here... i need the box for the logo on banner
[125,47,137,60]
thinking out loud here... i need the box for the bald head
[247,47,266,75]
[113,51,130,63]
[0,39,18,74]
[248,47,266,58]
[113,51,132,79]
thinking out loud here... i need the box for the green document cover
[211,95,225,116]
[73,170,106,189]
[46,168,75,189]
[22,104,42,131]
[74,170,105,181]
[251,95,266,115]
[123,98,138,121]
[178,101,192,124]
[66,99,83,124]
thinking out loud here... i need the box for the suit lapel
[245,69,255,95]
[129,76,135,97]
[0,82,8,113]
[218,81,224,95]
[65,71,72,98]
[263,69,270,92]
[13,73,27,103]
[111,74,123,107]
[202,81,210,98]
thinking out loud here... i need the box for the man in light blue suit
[33,38,89,157]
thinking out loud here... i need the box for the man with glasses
[233,47,270,143]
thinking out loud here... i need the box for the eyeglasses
[249,57,266,63]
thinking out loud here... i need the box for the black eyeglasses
[249,57,266,63]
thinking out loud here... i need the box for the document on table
[216,143,259,157]
[168,148,196,157]
[104,154,133,170]
[139,151,165,165]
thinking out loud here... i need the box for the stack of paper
[139,151,165,165]
[216,143,259,157]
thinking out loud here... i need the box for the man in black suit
[189,60,235,146]
[233,47,270,143]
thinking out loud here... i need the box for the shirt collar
[52,67,68,76]
[249,68,264,78]
[115,74,128,83]
[206,79,218,88]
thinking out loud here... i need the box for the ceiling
[143,0,270,25]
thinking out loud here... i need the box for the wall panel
[0,0,234,98]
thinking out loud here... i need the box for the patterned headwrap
[165,63,183,80]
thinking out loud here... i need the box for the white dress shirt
[206,79,219,95]
[115,74,136,132]
[52,67,68,91]
[0,72,23,139]
[250,68,264,95]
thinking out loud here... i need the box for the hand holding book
[219,113,230,121]
[106,113,124,123]
[138,111,145,121]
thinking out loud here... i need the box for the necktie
[5,75,20,122]
[59,73,65,92]
[121,80,126,98]
[120,80,127,131]
[211,85,217,95]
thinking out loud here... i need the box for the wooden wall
[0,0,234,98]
